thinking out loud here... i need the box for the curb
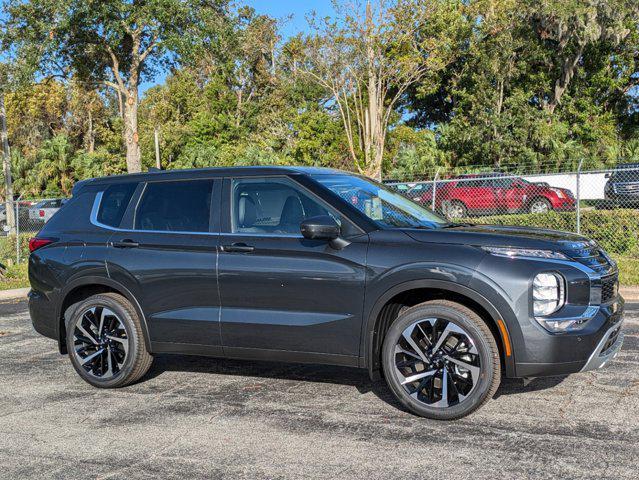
[620,286,639,302]
[0,287,30,301]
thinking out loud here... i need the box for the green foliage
[0,0,637,190]
[0,235,30,266]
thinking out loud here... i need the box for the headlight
[531,272,575,333]
[483,246,569,260]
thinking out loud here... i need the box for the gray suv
[28,167,624,420]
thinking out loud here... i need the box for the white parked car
[28,199,67,224]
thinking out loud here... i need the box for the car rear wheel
[529,197,552,214]
[381,300,501,420]
[65,293,153,388]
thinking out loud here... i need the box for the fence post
[431,167,441,212]
[15,196,21,263]
[576,159,583,235]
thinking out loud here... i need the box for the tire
[528,197,552,214]
[446,200,467,220]
[382,300,501,420]
[65,292,153,388]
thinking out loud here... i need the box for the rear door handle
[111,239,140,249]
[221,242,255,253]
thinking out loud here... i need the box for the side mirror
[605,173,611,178]
[300,215,340,240]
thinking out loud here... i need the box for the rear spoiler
[71,178,94,195]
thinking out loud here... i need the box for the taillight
[28,237,56,252]
[39,209,45,217]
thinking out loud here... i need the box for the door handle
[111,239,140,248]
[221,242,255,253]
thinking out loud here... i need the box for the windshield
[312,174,448,229]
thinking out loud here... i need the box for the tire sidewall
[65,295,141,388]
[530,198,551,214]
[382,304,497,420]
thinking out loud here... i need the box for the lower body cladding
[514,299,625,377]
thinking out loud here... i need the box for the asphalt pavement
[0,299,637,479]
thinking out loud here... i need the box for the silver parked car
[28,198,67,224]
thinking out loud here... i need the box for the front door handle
[221,242,255,253]
[111,239,140,249]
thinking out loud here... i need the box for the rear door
[217,175,368,364]
[104,177,223,354]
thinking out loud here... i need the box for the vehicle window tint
[135,180,213,232]
[97,183,137,228]
[232,178,339,235]
[493,177,514,188]
[460,179,489,188]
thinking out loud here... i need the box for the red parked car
[435,173,575,219]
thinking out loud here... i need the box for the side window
[231,178,339,235]
[493,177,514,189]
[135,180,213,232]
[97,183,137,228]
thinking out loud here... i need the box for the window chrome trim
[90,190,303,239]
[90,190,217,236]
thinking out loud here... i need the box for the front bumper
[514,298,624,377]
[580,322,624,372]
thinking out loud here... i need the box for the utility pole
[154,126,161,170]
[0,91,16,236]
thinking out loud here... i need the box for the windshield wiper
[440,222,473,228]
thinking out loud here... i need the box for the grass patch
[0,263,30,291]
[612,255,639,287]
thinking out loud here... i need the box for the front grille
[615,182,639,195]
[601,325,622,354]
[601,275,619,304]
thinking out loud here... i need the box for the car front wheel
[529,198,552,214]
[382,300,501,420]
[65,292,153,388]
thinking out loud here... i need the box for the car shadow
[142,353,566,409]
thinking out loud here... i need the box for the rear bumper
[28,289,58,341]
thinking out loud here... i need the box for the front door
[217,176,368,365]
[105,177,223,354]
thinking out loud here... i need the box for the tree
[0,12,41,234]
[529,0,638,114]
[4,0,230,173]
[301,0,462,179]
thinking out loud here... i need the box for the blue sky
[141,0,335,93]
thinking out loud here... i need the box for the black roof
[77,166,347,190]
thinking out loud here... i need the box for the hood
[405,223,587,248]
[404,224,615,275]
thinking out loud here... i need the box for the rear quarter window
[97,183,137,228]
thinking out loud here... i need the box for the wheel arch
[364,279,516,380]
[56,276,151,354]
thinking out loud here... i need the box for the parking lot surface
[0,299,637,480]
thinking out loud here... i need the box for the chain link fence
[0,198,65,268]
[386,162,639,284]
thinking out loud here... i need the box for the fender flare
[56,275,152,353]
[364,278,515,378]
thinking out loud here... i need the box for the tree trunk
[0,92,16,236]
[364,1,383,181]
[547,43,585,115]
[123,89,141,173]
[86,109,95,153]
